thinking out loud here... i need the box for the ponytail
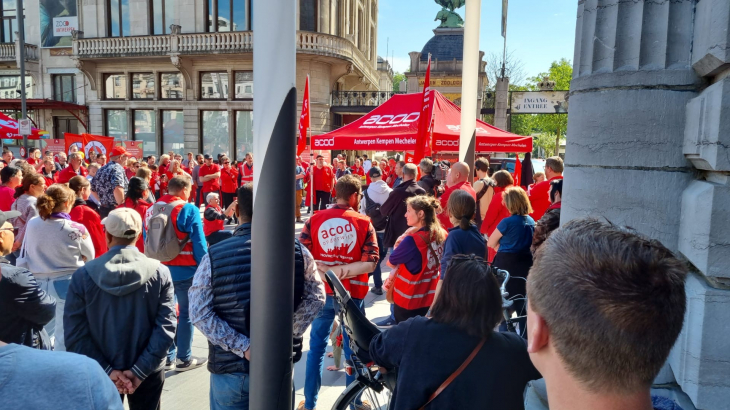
[407,195,447,244]
[37,184,75,220]
[14,173,44,199]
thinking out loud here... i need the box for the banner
[43,138,65,157]
[65,133,115,158]
[297,76,310,156]
[122,141,144,160]
[414,55,434,162]
[501,0,509,38]
[40,0,78,48]
[511,91,569,114]
[405,152,416,164]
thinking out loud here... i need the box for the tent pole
[309,128,314,215]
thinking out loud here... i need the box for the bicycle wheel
[332,380,392,410]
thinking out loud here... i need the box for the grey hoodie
[64,246,176,381]
[360,180,393,232]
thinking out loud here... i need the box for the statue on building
[434,0,465,28]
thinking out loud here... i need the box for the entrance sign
[511,91,568,114]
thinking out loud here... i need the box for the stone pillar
[494,76,509,131]
[567,1,730,409]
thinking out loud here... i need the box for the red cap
[110,146,128,157]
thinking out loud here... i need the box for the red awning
[312,91,532,153]
[0,112,47,140]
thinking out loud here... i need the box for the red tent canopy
[0,112,47,140]
[313,91,532,153]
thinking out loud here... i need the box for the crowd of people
[0,144,687,410]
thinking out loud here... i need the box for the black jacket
[64,246,176,380]
[0,258,56,348]
[418,174,439,196]
[380,179,427,248]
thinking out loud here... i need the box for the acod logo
[435,140,459,147]
[314,138,335,147]
[362,112,420,126]
[317,218,357,253]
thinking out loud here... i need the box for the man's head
[316,155,324,168]
[237,182,254,223]
[174,154,183,163]
[363,154,368,160]
[419,158,434,177]
[368,166,382,182]
[206,192,220,207]
[402,163,418,182]
[245,152,253,165]
[68,152,83,170]
[109,146,129,165]
[96,154,106,166]
[187,152,193,160]
[0,210,20,256]
[203,154,213,165]
[338,159,347,170]
[196,154,204,164]
[395,161,405,177]
[56,152,66,165]
[335,174,362,209]
[447,162,470,186]
[160,154,171,166]
[102,208,143,247]
[527,218,687,395]
[474,157,490,179]
[549,179,563,204]
[88,163,99,177]
[167,175,193,201]
[544,156,564,179]
[296,156,301,165]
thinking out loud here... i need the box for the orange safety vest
[159,196,196,267]
[308,206,372,299]
[240,162,254,184]
[393,231,447,310]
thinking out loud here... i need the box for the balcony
[0,43,39,63]
[330,91,404,113]
[73,30,379,87]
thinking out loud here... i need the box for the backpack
[363,190,388,231]
[145,200,190,262]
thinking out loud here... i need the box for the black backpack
[363,190,388,231]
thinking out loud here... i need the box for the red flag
[513,155,522,187]
[414,55,434,162]
[297,76,310,156]
[64,133,85,155]
[66,133,116,158]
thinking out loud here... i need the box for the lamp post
[16,0,28,155]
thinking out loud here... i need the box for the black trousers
[493,251,533,316]
[120,369,164,410]
[393,305,430,324]
[314,190,331,211]
[206,230,233,247]
[221,191,236,210]
[99,205,116,218]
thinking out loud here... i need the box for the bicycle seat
[325,271,381,359]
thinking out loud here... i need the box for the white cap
[101,208,142,239]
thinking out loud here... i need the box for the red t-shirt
[438,181,477,229]
[312,165,334,192]
[56,165,89,184]
[199,163,221,192]
[125,167,136,181]
[0,186,15,211]
[220,166,239,194]
[529,175,563,221]
[351,166,365,177]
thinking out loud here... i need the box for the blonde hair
[136,167,152,181]
[533,171,545,180]
[503,186,533,216]
[37,184,75,219]
[406,195,447,244]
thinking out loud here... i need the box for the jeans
[195,187,202,208]
[210,372,250,410]
[368,232,387,288]
[304,296,364,410]
[168,277,194,362]
[120,369,165,410]
[295,189,303,219]
[36,274,72,351]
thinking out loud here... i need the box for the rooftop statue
[434,0,466,28]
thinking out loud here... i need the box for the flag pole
[459,0,482,164]
[250,0,296,408]
[309,127,314,215]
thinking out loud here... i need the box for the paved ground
[128,215,393,410]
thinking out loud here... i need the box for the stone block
[668,273,730,410]
[678,179,730,282]
[566,89,695,169]
[684,79,730,172]
[692,0,730,77]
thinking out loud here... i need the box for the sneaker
[370,287,383,295]
[375,317,396,328]
[296,400,314,410]
[353,401,372,410]
[164,359,176,371]
[175,356,207,372]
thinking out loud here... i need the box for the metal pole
[555,125,561,157]
[459,0,481,162]
[309,128,314,215]
[16,0,27,155]
[250,0,296,408]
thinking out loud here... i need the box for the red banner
[414,55,434,161]
[122,140,144,160]
[405,152,416,164]
[43,139,65,157]
[297,76,310,156]
[65,133,116,158]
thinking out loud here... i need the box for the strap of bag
[417,233,441,266]
[476,178,490,200]
[418,338,486,410]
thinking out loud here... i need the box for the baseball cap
[368,167,382,178]
[0,209,20,227]
[110,146,128,158]
[203,154,212,160]
[101,208,142,239]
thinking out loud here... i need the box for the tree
[485,49,527,88]
[392,72,406,92]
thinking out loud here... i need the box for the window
[151,0,177,35]
[160,73,183,99]
[300,0,317,32]
[234,71,253,99]
[0,75,30,99]
[201,111,229,156]
[133,110,156,157]
[235,111,253,161]
[52,75,76,103]
[108,0,131,37]
[0,1,22,43]
[104,74,127,99]
[132,73,155,99]
[200,72,228,99]
[162,110,184,154]
[106,110,129,140]
[207,0,249,32]
[54,117,80,136]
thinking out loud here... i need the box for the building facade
[0,0,390,159]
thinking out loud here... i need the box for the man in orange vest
[298,174,379,410]
[238,152,254,186]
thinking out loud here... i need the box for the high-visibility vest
[393,231,446,310]
[240,162,254,184]
[308,206,372,299]
[156,197,196,267]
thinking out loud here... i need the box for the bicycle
[325,264,526,410]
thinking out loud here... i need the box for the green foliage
[392,72,406,92]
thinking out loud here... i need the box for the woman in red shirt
[125,159,139,180]
[149,164,161,197]
[119,177,152,253]
[219,156,239,221]
[0,166,22,211]
[69,176,107,257]
[480,170,514,262]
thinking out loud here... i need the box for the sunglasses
[224,162,230,165]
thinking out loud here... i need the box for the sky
[377,0,577,84]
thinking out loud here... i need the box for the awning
[0,112,48,139]
[0,99,88,129]
[312,91,532,153]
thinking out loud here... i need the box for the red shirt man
[438,162,477,229]
[56,153,89,184]
[199,155,222,194]
[529,156,564,221]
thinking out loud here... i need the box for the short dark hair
[396,160,406,168]
[528,218,687,393]
[430,256,503,338]
[126,177,149,201]
[316,154,323,159]
[0,165,20,183]
[475,157,490,173]
[237,182,253,220]
[335,174,361,201]
[167,175,191,194]
[549,179,563,202]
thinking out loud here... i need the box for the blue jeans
[210,372,249,410]
[368,232,387,288]
[303,295,364,410]
[168,277,194,362]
